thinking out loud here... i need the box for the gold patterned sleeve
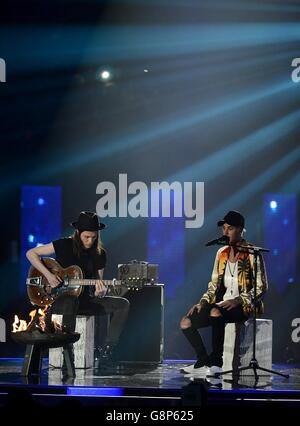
[249,253,268,301]
[235,292,252,310]
[199,251,220,305]
[235,253,268,313]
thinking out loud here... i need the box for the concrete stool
[49,315,95,369]
[223,319,272,375]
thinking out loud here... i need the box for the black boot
[210,317,225,368]
[95,344,118,373]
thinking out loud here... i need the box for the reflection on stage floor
[0,358,297,389]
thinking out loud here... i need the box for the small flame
[38,307,47,316]
[53,319,62,331]
[12,315,28,332]
[36,306,48,331]
[12,306,61,333]
[12,309,37,332]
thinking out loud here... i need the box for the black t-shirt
[52,237,106,279]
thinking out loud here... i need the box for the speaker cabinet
[114,285,164,363]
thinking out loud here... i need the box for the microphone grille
[221,235,230,244]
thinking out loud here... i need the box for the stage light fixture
[96,68,113,82]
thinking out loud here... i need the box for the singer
[180,210,268,376]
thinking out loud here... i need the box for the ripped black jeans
[182,303,248,367]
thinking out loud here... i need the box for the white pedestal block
[49,315,95,369]
[223,319,272,375]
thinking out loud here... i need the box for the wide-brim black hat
[217,210,245,228]
[71,211,106,231]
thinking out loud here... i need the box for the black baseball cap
[217,210,245,228]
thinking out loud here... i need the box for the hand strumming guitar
[45,272,62,288]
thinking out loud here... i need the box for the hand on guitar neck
[94,280,107,298]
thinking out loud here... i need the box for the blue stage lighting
[28,234,35,243]
[264,193,297,294]
[147,190,185,298]
[67,387,124,396]
[21,185,61,293]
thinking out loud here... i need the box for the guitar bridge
[26,277,42,286]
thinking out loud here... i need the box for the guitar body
[27,258,84,307]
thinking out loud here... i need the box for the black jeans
[51,295,130,346]
[182,303,248,367]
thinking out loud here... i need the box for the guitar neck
[69,279,123,287]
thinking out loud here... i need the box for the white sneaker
[191,366,210,376]
[181,360,210,374]
[184,366,210,377]
[205,376,222,386]
[181,364,197,374]
[206,366,223,377]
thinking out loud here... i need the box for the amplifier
[113,285,164,363]
[118,260,159,285]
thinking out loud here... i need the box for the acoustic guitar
[26,257,143,307]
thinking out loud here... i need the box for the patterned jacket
[199,241,268,315]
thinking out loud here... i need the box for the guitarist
[26,211,129,372]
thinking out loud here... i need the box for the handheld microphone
[205,235,230,247]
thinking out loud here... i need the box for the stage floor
[0,359,299,395]
[0,359,299,410]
